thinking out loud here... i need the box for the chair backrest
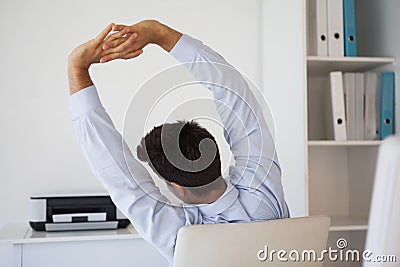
[364,136,400,266]
[173,216,330,267]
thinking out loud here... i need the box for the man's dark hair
[136,120,222,189]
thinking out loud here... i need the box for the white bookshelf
[307,56,395,75]
[308,140,382,146]
[329,216,368,232]
[305,1,398,267]
[262,2,398,265]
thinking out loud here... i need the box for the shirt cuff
[169,34,202,63]
[70,85,103,120]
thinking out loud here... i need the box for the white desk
[0,223,168,267]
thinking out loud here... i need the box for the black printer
[29,195,130,232]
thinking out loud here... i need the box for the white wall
[0,0,307,224]
[261,0,307,217]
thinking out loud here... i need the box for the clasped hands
[68,20,163,70]
[67,20,181,94]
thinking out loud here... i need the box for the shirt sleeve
[70,86,194,265]
[170,35,281,192]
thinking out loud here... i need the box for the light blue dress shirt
[70,34,289,266]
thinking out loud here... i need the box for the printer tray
[30,219,130,232]
[46,221,117,232]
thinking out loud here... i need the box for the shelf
[20,224,141,244]
[0,223,142,244]
[308,140,382,147]
[307,56,395,75]
[329,216,368,232]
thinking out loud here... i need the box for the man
[68,20,289,265]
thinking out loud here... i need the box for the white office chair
[173,216,330,267]
[364,136,400,266]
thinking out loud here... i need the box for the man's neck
[204,179,228,204]
[182,178,228,205]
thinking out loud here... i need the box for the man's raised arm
[167,34,286,218]
[67,24,192,265]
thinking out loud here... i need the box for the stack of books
[326,71,395,141]
[308,0,357,57]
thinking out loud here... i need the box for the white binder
[355,73,365,140]
[326,71,347,141]
[327,0,344,56]
[343,73,356,140]
[364,72,380,140]
[308,0,328,56]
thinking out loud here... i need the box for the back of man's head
[137,120,222,192]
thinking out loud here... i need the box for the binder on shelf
[355,73,365,140]
[343,0,357,56]
[308,0,328,56]
[327,0,344,56]
[343,73,356,140]
[364,72,380,140]
[326,71,347,141]
[380,72,395,140]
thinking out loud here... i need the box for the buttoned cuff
[70,85,102,120]
[169,34,202,63]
